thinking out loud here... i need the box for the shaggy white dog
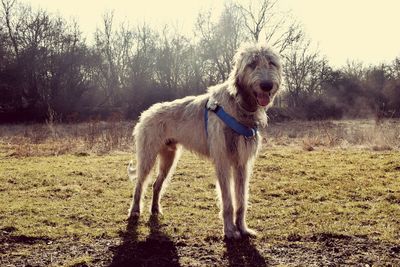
[128,43,282,239]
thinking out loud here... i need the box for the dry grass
[0,120,134,157]
[0,119,399,266]
[1,119,399,157]
[1,147,399,266]
[263,119,400,151]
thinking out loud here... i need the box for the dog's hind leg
[151,143,181,214]
[129,141,158,218]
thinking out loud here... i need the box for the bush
[304,98,343,120]
[267,107,293,122]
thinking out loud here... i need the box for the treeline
[282,51,400,120]
[0,0,399,123]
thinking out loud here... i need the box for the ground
[0,120,399,266]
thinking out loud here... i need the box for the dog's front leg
[215,161,241,239]
[233,164,257,237]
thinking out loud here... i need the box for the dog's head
[229,44,282,112]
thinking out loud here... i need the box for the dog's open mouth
[255,92,270,107]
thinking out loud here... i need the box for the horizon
[20,0,400,69]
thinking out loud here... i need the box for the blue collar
[204,99,258,138]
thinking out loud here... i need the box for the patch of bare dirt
[1,227,399,266]
[267,232,400,266]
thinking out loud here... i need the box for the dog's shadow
[224,237,268,267]
[109,215,180,267]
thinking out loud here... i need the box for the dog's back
[134,94,210,158]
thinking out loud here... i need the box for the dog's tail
[127,160,137,182]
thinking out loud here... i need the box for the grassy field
[0,120,399,266]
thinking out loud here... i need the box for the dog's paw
[128,209,140,219]
[239,227,258,238]
[224,229,241,240]
[151,206,163,215]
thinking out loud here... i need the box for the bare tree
[196,2,245,83]
[389,57,400,80]
[154,26,194,94]
[1,0,19,56]
[236,0,303,54]
[236,0,276,42]
[114,21,135,89]
[0,0,94,118]
[93,11,119,106]
[342,60,365,80]
[283,40,329,108]
[384,59,400,115]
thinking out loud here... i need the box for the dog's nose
[260,81,274,92]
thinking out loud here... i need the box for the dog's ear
[228,51,245,96]
[234,69,244,94]
[228,68,239,96]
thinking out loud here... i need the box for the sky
[20,0,400,68]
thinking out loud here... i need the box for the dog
[128,43,282,239]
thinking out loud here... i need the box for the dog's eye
[248,61,257,69]
[269,61,277,68]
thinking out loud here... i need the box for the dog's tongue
[257,94,269,106]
